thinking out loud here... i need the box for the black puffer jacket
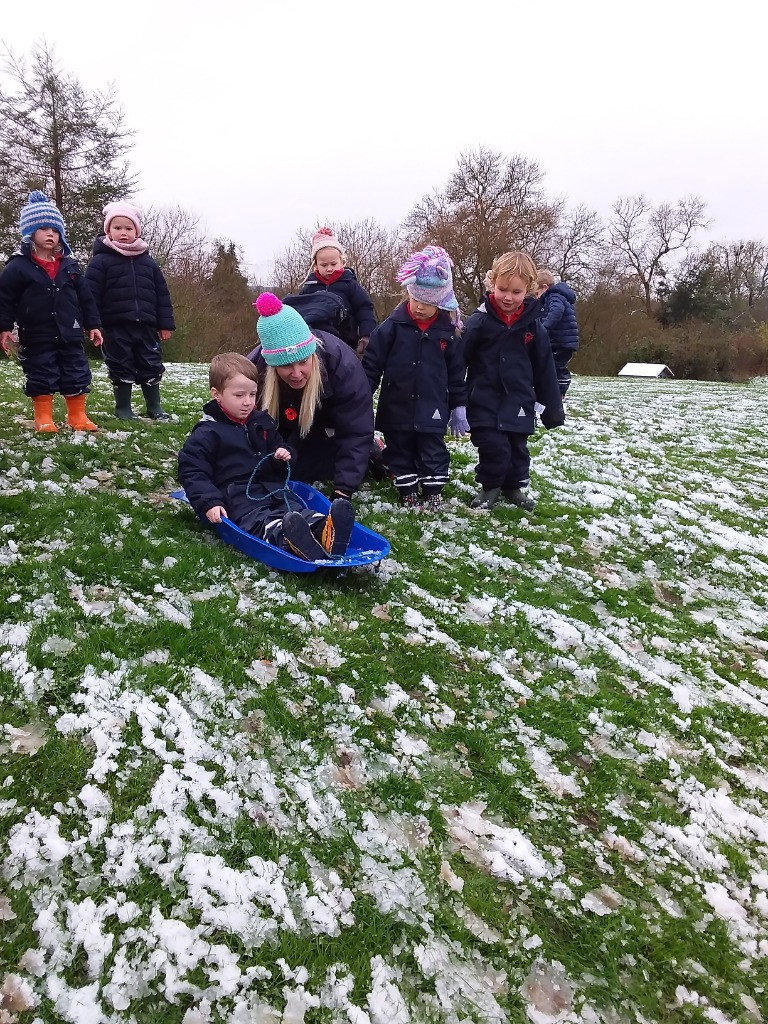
[463,295,564,434]
[0,244,100,343]
[85,236,175,330]
[362,302,466,433]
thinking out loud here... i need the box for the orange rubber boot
[32,395,58,433]
[64,393,98,431]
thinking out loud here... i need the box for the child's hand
[158,330,172,342]
[206,506,228,523]
[90,329,104,347]
[273,447,291,461]
[1,332,15,354]
[356,337,369,355]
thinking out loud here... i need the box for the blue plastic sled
[171,482,390,573]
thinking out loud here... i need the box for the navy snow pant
[471,428,532,490]
[224,484,324,547]
[552,346,574,396]
[383,430,450,497]
[102,323,165,386]
[18,335,91,397]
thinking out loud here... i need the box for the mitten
[448,406,469,437]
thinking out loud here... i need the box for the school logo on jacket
[440,340,447,351]
[524,331,534,345]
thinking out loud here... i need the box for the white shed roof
[618,363,674,378]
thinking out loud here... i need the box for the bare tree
[607,194,708,315]
[142,203,208,275]
[549,205,605,288]
[711,239,768,309]
[404,147,561,309]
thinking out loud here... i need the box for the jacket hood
[551,282,576,304]
[91,234,111,257]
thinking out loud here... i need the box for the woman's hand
[206,506,227,523]
[273,448,291,461]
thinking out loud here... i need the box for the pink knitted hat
[103,201,142,236]
[311,226,344,262]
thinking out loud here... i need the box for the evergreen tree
[0,43,136,261]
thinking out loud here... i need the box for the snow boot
[421,493,443,510]
[65,394,98,431]
[32,395,57,433]
[320,498,355,557]
[114,384,138,420]
[502,488,536,511]
[282,512,331,562]
[141,383,170,421]
[470,486,501,509]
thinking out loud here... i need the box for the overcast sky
[2,0,766,280]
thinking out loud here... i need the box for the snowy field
[1,361,767,1024]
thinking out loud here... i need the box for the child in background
[178,353,355,561]
[300,227,376,353]
[463,252,564,512]
[362,245,466,509]
[0,191,102,432]
[85,201,175,420]
[536,269,580,397]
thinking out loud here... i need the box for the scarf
[102,236,149,257]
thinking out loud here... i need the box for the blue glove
[449,406,469,437]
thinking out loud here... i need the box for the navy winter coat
[300,268,376,341]
[0,245,101,343]
[178,400,296,518]
[463,295,564,434]
[540,283,579,351]
[248,330,374,495]
[85,236,175,330]
[362,302,467,433]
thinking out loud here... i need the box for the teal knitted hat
[254,293,317,366]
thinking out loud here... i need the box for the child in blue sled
[178,353,355,561]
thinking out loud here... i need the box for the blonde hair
[485,251,538,293]
[209,352,259,391]
[537,269,555,288]
[260,348,324,438]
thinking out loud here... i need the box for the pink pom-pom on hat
[254,292,283,317]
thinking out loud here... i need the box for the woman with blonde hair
[248,293,374,500]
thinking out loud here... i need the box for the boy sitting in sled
[178,353,355,561]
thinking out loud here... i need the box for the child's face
[32,228,60,252]
[315,248,344,279]
[408,297,438,321]
[493,275,528,313]
[211,372,257,420]
[108,216,138,244]
[275,356,313,390]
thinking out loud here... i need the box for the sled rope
[244,454,308,511]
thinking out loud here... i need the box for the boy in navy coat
[536,269,580,397]
[0,192,103,432]
[178,353,355,561]
[463,252,565,512]
[363,246,466,509]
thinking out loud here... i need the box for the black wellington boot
[114,384,138,420]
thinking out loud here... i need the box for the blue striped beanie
[19,191,71,255]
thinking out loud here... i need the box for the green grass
[1,362,768,1022]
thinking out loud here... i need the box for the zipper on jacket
[131,260,139,320]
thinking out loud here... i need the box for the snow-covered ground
[1,364,767,1023]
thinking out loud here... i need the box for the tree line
[2,43,766,380]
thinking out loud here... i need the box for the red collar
[217,401,249,425]
[407,305,439,333]
[316,268,345,286]
[488,293,524,326]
